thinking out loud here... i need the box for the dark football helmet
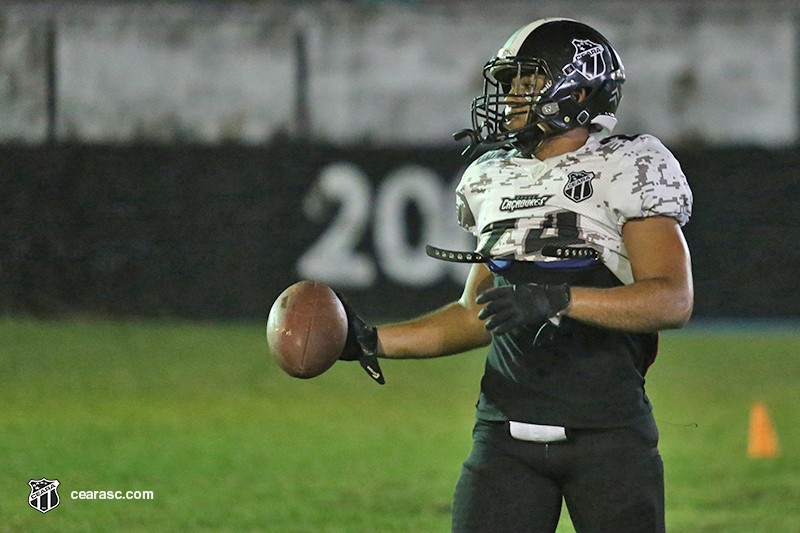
[455,18,625,156]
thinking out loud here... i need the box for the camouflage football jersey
[456,133,693,427]
[456,133,692,284]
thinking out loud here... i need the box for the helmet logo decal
[564,39,606,81]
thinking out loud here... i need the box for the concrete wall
[1,1,797,147]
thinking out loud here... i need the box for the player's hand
[476,283,571,335]
[335,292,385,385]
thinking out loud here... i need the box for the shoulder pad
[599,133,642,145]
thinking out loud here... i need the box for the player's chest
[461,156,610,221]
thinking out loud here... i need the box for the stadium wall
[0,1,797,148]
[1,142,798,321]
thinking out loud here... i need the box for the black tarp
[1,142,798,321]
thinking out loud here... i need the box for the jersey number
[478,210,585,257]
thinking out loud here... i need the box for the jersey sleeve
[607,135,693,228]
[454,149,508,236]
[455,188,476,234]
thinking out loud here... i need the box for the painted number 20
[297,162,470,288]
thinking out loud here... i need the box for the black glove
[476,283,571,335]
[336,292,385,385]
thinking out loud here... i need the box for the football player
[340,18,693,533]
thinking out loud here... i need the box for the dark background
[2,140,798,322]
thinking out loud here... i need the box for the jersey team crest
[563,171,595,202]
[29,478,60,513]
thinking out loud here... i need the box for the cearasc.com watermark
[29,477,153,514]
[71,489,154,500]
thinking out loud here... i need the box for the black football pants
[452,419,665,533]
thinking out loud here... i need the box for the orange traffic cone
[748,402,779,458]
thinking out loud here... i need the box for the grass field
[1,317,798,532]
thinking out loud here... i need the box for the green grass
[0,317,798,532]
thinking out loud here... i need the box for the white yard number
[298,162,470,288]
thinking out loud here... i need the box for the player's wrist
[543,283,571,318]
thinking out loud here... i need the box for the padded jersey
[455,133,692,427]
[455,133,692,285]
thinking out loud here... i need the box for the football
[266,280,348,379]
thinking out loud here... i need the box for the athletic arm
[376,263,494,359]
[563,215,694,332]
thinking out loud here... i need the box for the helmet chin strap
[453,128,482,158]
[510,123,551,156]
[511,82,610,156]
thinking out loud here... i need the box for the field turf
[1,317,798,532]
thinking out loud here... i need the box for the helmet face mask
[473,57,554,148]
[494,59,552,131]
[467,18,625,155]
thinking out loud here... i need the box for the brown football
[266,280,348,379]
